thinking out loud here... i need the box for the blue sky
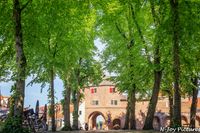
[0,77,64,108]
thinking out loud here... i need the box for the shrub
[0,116,30,133]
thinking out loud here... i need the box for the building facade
[0,95,9,116]
[84,80,127,130]
[43,79,200,130]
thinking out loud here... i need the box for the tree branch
[130,4,152,64]
[115,22,128,40]
[53,42,58,58]
[21,0,32,11]
[149,0,160,25]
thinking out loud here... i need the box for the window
[111,100,118,105]
[79,111,82,115]
[114,100,117,105]
[92,100,99,105]
[94,88,97,93]
[109,87,116,93]
[91,88,97,94]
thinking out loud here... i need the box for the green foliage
[97,0,153,97]
[1,116,30,133]
[7,84,17,117]
[0,1,15,82]
[97,0,200,99]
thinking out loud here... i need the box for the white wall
[61,102,86,129]
[78,101,85,129]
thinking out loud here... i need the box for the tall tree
[124,98,130,129]
[13,0,31,125]
[71,58,102,130]
[179,1,200,128]
[61,77,72,131]
[97,0,152,129]
[189,77,198,128]
[169,0,181,127]
[143,0,163,129]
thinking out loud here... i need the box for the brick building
[43,79,200,130]
[0,95,9,116]
[84,79,127,130]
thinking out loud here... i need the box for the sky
[0,39,105,108]
[0,75,64,108]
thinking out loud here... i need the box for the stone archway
[195,115,200,127]
[163,116,170,127]
[88,111,106,130]
[113,118,121,130]
[181,115,188,126]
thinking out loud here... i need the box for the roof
[0,96,10,99]
[88,77,115,87]
[98,79,115,86]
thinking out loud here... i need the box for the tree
[97,0,150,129]
[169,0,181,127]
[178,1,200,128]
[143,0,164,129]
[189,77,198,128]
[13,0,27,122]
[71,57,102,130]
[0,0,32,132]
[61,76,72,131]
[3,0,32,126]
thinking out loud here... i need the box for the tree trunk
[143,47,162,130]
[50,69,56,131]
[72,90,79,130]
[168,90,174,127]
[189,77,198,128]
[170,0,181,127]
[124,97,130,129]
[143,0,163,129]
[129,87,136,129]
[63,81,71,130]
[13,0,27,124]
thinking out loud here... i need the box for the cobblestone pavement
[47,130,159,133]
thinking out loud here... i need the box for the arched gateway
[88,111,106,130]
[84,79,127,130]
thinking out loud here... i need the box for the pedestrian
[100,122,102,129]
[85,123,88,131]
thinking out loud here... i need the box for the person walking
[85,123,88,131]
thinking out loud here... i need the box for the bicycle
[23,108,48,133]
[0,109,8,122]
